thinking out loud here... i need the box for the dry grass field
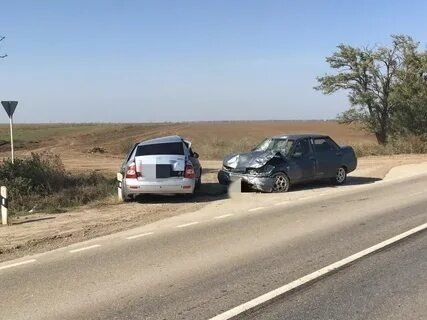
[0,121,376,173]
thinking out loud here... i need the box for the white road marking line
[248,207,265,212]
[214,214,233,220]
[209,222,427,320]
[69,244,101,253]
[126,232,154,240]
[0,259,36,271]
[176,221,199,228]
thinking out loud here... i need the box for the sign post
[1,101,18,163]
[117,173,123,201]
[1,186,7,225]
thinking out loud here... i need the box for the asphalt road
[243,231,427,320]
[0,174,426,320]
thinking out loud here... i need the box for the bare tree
[0,35,7,58]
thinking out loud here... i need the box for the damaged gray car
[218,134,357,192]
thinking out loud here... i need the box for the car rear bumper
[124,178,195,194]
[218,169,274,192]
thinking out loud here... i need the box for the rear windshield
[135,142,184,156]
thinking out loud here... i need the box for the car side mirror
[293,151,303,159]
[193,152,199,159]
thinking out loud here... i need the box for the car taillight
[126,163,137,179]
[184,162,195,179]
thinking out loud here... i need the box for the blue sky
[1,0,426,123]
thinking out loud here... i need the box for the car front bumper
[217,169,274,193]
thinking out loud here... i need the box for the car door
[312,137,342,178]
[288,138,316,182]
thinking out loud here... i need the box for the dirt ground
[1,154,427,262]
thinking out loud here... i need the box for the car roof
[271,133,329,139]
[138,135,185,146]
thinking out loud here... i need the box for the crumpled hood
[223,150,279,169]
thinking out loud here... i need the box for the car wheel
[195,171,202,191]
[123,195,134,202]
[334,166,347,185]
[121,187,134,202]
[184,188,195,199]
[272,172,290,193]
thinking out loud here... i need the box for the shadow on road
[239,175,382,193]
[132,176,382,203]
[346,176,382,185]
[134,182,228,204]
[284,176,382,192]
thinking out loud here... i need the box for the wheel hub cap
[337,168,346,182]
[274,176,287,191]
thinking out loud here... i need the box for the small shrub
[0,153,115,214]
[352,144,388,157]
[88,146,107,154]
[388,135,427,154]
[352,135,427,157]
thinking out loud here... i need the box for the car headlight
[225,155,239,169]
[248,165,274,176]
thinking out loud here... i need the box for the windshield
[253,138,294,155]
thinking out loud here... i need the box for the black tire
[195,170,202,191]
[121,186,134,202]
[123,196,133,202]
[271,172,290,193]
[334,166,347,185]
[184,188,195,199]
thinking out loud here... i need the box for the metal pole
[9,115,14,164]
[1,186,8,225]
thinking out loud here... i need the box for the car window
[313,138,337,152]
[294,139,311,155]
[272,139,294,153]
[135,142,185,156]
[254,139,294,154]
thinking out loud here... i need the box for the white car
[120,135,202,201]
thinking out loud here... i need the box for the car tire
[121,187,134,202]
[195,170,202,191]
[334,166,347,185]
[272,172,290,193]
[184,188,195,199]
[123,196,133,202]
